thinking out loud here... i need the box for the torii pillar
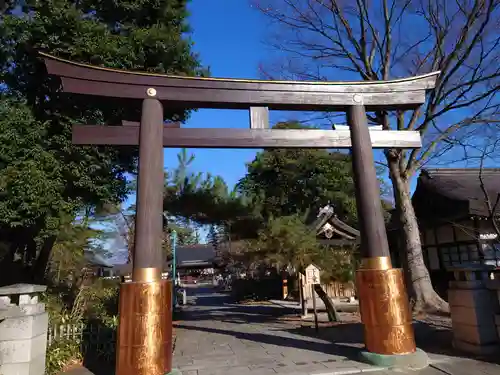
[115,94,173,375]
[348,105,417,360]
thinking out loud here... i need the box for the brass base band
[132,267,162,282]
[360,256,392,270]
[356,268,416,355]
[116,280,173,375]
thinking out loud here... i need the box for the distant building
[83,250,115,278]
[173,244,222,276]
[111,244,223,277]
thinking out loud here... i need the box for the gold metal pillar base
[116,279,173,375]
[356,257,416,355]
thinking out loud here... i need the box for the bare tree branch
[478,140,500,239]
[253,0,500,313]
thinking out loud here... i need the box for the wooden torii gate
[40,52,439,375]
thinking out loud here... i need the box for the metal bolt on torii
[39,51,439,374]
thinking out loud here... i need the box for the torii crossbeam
[40,51,439,375]
[72,125,422,148]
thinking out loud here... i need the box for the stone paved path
[173,286,385,375]
[173,286,500,375]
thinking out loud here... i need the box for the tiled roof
[415,168,500,217]
[176,244,217,265]
[84,251,114,268]
[311,205,360,246]
[112,244,218,275]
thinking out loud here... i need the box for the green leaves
[0,0,203,281]
[0,99,65,228]
[162,122,388,244]
[164,149,253,225]
[249,215,320,269]
[238,121,358,225]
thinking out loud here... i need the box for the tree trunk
[32,235,57,284]
[0,243,19,286]
[388,160,449,314]
[314,284,340,322]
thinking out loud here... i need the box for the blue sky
[125,1,394,203]
[123,1,412,213]
[118,0,406,253]
[112,0,496,259]
[124,1,267,210]
[115,1,270,257]
[164,1,268,188]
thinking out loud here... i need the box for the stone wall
[448,266,500,355]
[0,284,48,375]
[487,278,500,352]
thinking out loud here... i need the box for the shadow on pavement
[174,322,363,361]
[280,319,500,366]
[177,286,362,360]
[179,286,500,366]
[179,286,299,324]
[178,304,298,323]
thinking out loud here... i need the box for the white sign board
[305,264,321,285]
[480,233,498,240]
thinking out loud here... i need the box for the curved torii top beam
[40,52,440,111]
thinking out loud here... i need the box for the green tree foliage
[0,0,203,283]
[43,212,115,327]
[163,150,260,240]
[207,225,220,249]
[206,224,229,250]
[237,121,390,226]
[0,100,62,231]
[244,215,356,283]
[165,122,390,242]
[246,215,319,269]
[0,99,65,282]
[47,216,103,288]
[165,122,390,275]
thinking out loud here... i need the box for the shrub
[231,277,282,302]
[46,339,82,375]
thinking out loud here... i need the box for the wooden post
[282,270,288,299]
[299,274,308,318]
[347,105,390,260]
[249,106,269,129]
[311,284,318,332]
[347,105,416,355]
[116,97,173,375]
[133,97,165,274]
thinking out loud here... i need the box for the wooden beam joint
[249,107,269,129]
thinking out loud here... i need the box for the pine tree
[207,225,220,250]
